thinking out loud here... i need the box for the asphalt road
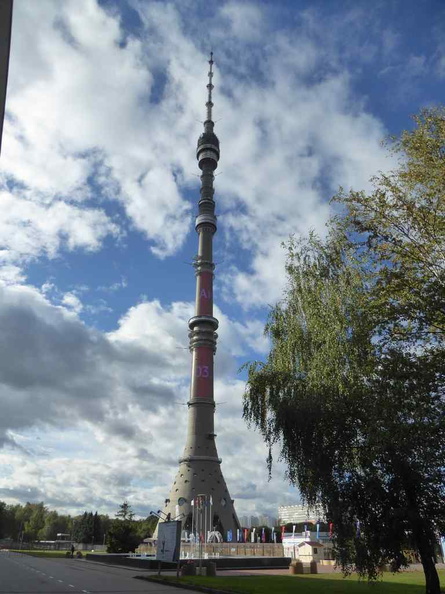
[0,551,196,594]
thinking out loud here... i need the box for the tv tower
[160,54,240,538]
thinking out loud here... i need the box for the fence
[137,541,285,557]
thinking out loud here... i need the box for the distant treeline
[0,501,157,544]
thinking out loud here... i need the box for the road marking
[82,590,90,593]
[69,585,74,588]
[49,576,53,578]
[58,579,63,582]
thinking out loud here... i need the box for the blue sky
[0,0,444,520]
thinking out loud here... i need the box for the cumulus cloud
[0,283,284,516]
[62,292,83,313]
[2,0,392,302]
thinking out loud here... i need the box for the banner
[156,521,181,563]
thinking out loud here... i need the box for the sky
[0,0,444,521]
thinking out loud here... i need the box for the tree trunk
[417,538,441,594]
[401,474,442,594]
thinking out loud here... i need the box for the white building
[278,504,320,525]
[282,530,333,564]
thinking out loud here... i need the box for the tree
[22,503,47,542]
[0,502,16,539]
[116,501,135,521]
[98,514,112,545]
[107,502,140,554]
[334,106,445,347]
[92,512,101,545]
[38,510,70,541]
[135,515,158,540]
[72,512,91,544]
[243,107,445,594]
[244,232,444,592]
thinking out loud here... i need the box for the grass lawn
[8,549,108,558]
[151,570,445,594]
[9,549,72,558]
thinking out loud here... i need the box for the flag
[261,527,266,543]
[329,522,333,538]
[356,520,361,538]
[227,529,232,542]
[316,522,320,540]
[281,525,285,540]
[244,528,248,543]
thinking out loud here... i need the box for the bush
[181,561,196,576]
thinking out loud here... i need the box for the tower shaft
[160,55,239,539]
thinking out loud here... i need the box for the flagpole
[191,498,195,558]
[210,495,213,542]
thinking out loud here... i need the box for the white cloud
[2,0,393,301]
[0,265,26,286]
[0,283,286,516]
[62,292,83,313]
[0,190,118,268]
[219,2,264,42]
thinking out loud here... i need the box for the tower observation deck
[159,54,240,539]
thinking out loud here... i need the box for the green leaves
[243,107,445,592]
[333,107,445,347]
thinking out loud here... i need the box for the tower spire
[206,52,214,124]
[158,55,240,541]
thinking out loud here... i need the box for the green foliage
[72,512,92,543]
[71,511,106,544]
[116,501,135,521]
[0,501,17,539]
[38,510,70,541]
[135,515,158,540]
[106,502,140,553]
[0,501,111,545]
[23,503,46,541]
[333,107,445,346]
[243,108,445,594]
